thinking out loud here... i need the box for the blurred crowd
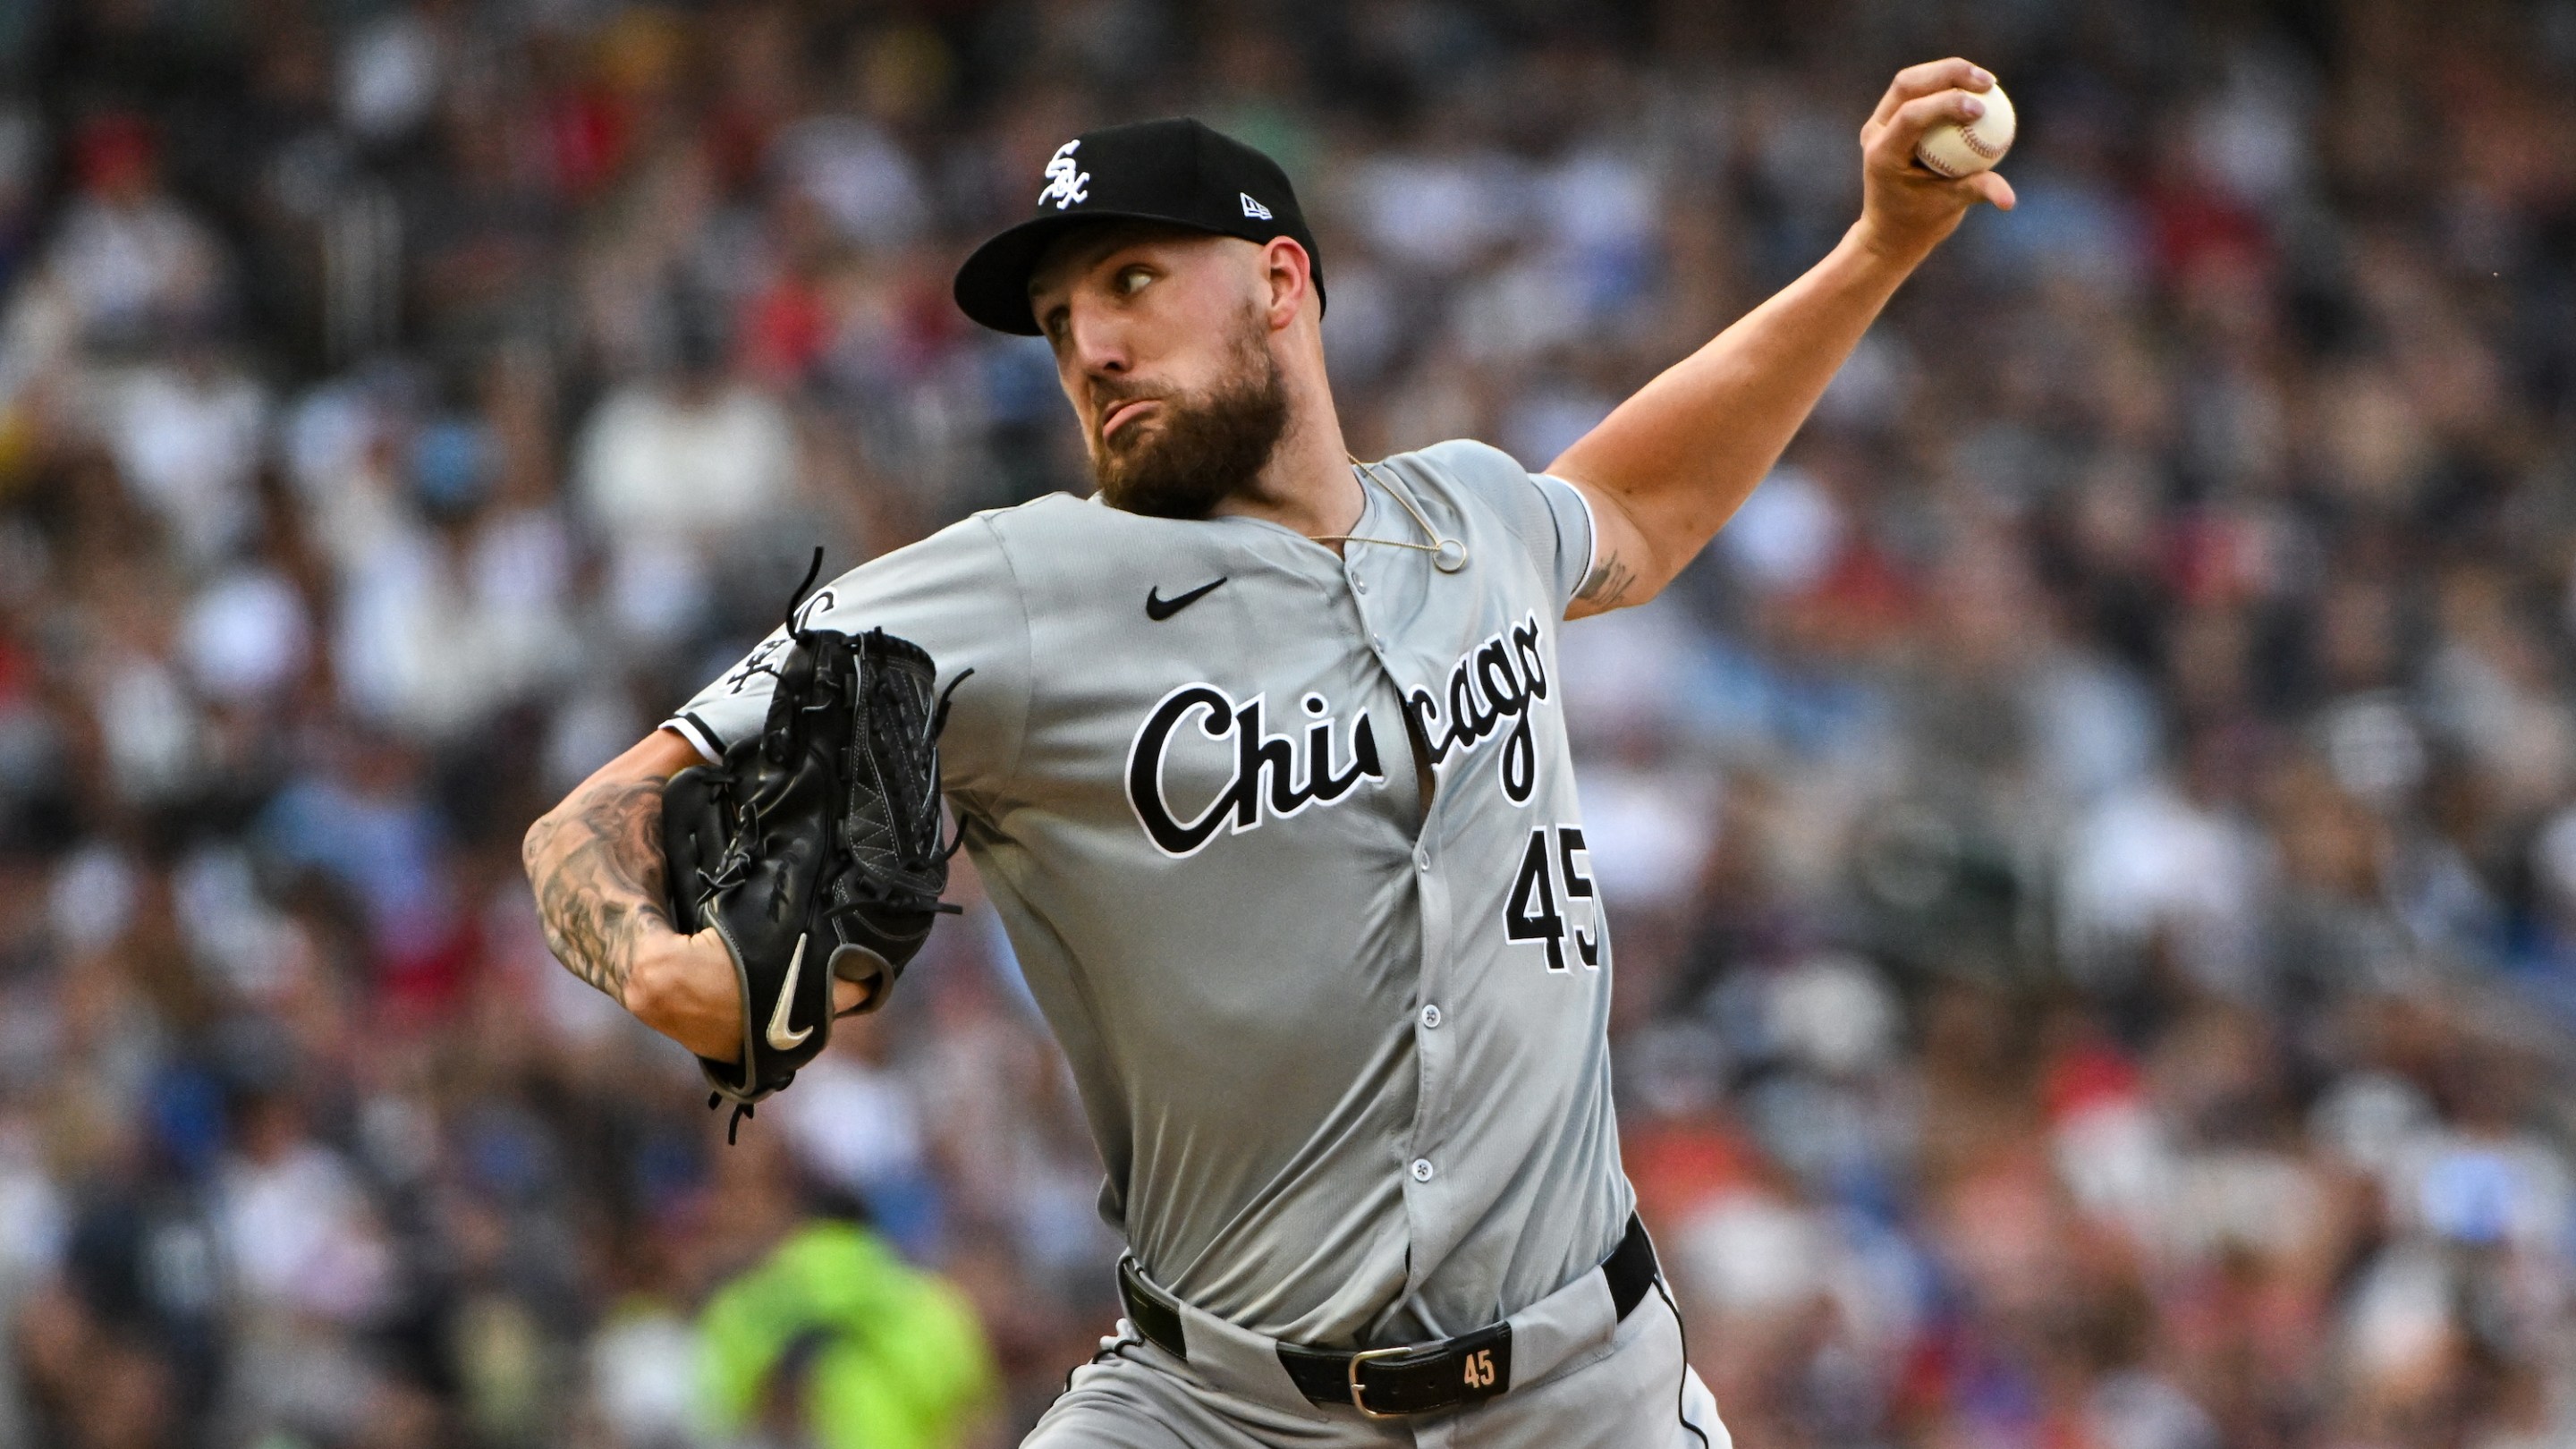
[3,0,2576,1445]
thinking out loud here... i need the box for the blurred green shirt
[699,1220,997,1449]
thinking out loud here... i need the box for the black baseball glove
[664,554,964,1141]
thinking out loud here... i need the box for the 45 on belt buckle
[1345,1341,1506,1419]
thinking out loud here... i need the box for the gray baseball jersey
[665,439,1631,1349]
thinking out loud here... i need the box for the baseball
[1915,83,2016,177]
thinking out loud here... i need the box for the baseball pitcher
[523,60,2013,1448]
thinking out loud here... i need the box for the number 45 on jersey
[1506,826,1601,972]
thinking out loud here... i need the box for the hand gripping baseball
[1854,57,2019,266]
[663,551,967,1142]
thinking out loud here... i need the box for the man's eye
[1119,268,1153,295]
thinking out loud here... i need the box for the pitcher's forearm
[523,774,674,1006]
[525,786,746,1060]
[522,727,704,1002]
[1551,232,1918,594]
[522,726,863,1063]
[1636,229,1917,491]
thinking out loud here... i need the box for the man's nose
[1064,301,1131,377]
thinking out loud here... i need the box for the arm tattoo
[523,777,671,1004]
[1573,551,1639,608]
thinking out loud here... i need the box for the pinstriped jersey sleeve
[661,513,1033,811]
[1411,438,1597,611]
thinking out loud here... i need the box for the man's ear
[1261,237,1312,331]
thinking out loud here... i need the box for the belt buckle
[1346,1344,1429,1419]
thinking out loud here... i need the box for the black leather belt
[1116,1214,1659,1419]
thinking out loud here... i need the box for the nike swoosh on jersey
[767,933,813,1050]
[1146,577,1228,620]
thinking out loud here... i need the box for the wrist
[628,926,746,1063]
[1843,216,1939,275]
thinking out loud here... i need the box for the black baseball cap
[953,117,1324,335]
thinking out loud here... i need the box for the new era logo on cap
[1240,192,1272,220]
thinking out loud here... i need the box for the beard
[1089,313,1291,521]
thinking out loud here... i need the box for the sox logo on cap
[1039,140,1089,210]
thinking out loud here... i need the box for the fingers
[1869,56,1996,127]
[1877,88,1998,161]
[1887,166,2012,217]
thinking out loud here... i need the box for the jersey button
[1353,577,1368,594]
[1372,633,1388,651]
[1411,1158,1436,1182]
[1414,850,1430,870]
[1419,1004,1442,1029]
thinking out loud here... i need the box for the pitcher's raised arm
[1550,57,2016,619]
